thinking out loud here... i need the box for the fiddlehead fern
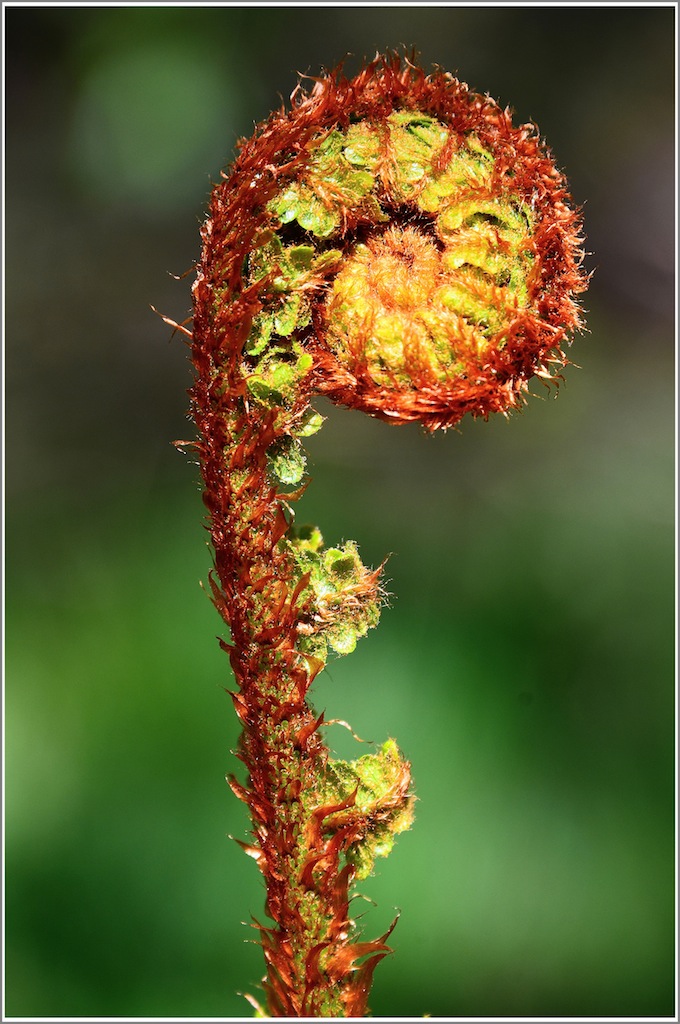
[187,53,586,1017]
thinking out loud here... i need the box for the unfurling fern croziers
[185,53,587,1017]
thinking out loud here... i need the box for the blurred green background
[4,5,675,1019]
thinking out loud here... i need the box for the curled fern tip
[188,52,588,1018]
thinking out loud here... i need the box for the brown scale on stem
[186,52,587,1017]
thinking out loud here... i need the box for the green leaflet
[285,528,382,661]
[319,740,415,880]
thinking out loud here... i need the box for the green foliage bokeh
[5,5,675,1018]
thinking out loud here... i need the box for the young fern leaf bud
[188,53,587,1017]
